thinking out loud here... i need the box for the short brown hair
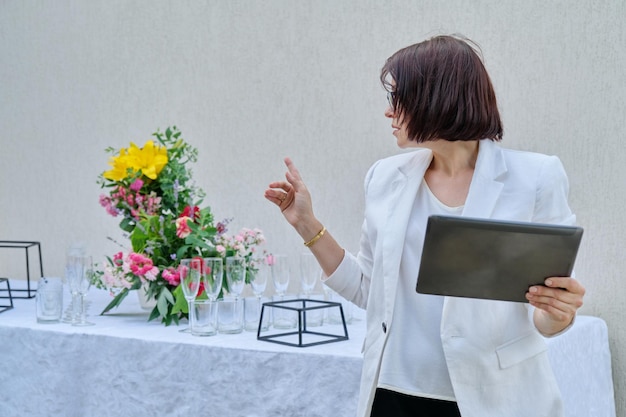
[380,35,503,143]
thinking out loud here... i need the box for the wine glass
[245,258,269,331]
[67,254,94,326]
[271,254,295,329]
[271,254,290,299]
[62,244,86,323]
[201,257,223,301]
[249,258,269,299]
[299,252,320,298]
[225,256,246,300]
[224,256,246,333]
[179,258,202,333]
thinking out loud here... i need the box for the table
[0,285,616,417]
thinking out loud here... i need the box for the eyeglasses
[386,91,397,110]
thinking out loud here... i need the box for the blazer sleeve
[322,160,380,309]
[530,155,578,336]
[532,155,576,226]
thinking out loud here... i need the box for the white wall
[1,0,624,414]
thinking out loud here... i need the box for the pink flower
[99,194,120,217]
[113,252,124,267]
[216,245,226,255]
[143,266,159,282]
[162,267,181,286]
[130,178,144,192]
[175,217,192,239]
[128,253,158,280]
[266,254,275,266]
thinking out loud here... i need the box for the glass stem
[81,294,87,322]
[72,292,82,323]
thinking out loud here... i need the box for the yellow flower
[102,140,168,181]
[103,147,132,181]
[126,140,168,180]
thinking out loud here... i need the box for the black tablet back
[416,215,584,303]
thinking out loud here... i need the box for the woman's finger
[284,157,305,190]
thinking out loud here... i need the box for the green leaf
[176,245,191,261]
[156,290,170,318]
[119,217,135,233]
[163,287,175,304]
[184,235,211,252]
[148,307,160,322]
[171,285,188,314]
[100,288,130,315]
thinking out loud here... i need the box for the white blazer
[325,140,575,417]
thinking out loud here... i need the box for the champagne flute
[179,258,202,333]
[66,254,93,326]
[224,256,246,333]
[299,252,320,298]
[201,257,223,301]
[62,244,86,323]
[271,254,295,329]
[246,258,269,331]
[250,258,269,299]
[225,256,246,300]
[78,256,95,326]
[271,254,290,299]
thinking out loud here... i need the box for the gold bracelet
[303,226,326,247]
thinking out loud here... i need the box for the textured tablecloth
[0,286,616,417]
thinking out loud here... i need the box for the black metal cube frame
[257,298,349,348]
[0,278,14,313]
[0,241,44,299]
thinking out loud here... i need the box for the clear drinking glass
[36,277,63,324]
[179,258,202,333]
[218,297,243,334]
[191,299,218,336]
[271,293,298,329]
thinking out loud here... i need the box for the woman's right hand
[264,157,318,231]
[265,157,344,277]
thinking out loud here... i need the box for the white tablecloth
[0,286,616,417]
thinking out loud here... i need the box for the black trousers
[370,388,462,417]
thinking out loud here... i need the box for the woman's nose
[384,106,394,118]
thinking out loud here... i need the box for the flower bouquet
[94,126,267,325]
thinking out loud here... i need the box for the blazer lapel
[462,140,507,218]
[381,149,432,321]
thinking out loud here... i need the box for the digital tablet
[415,215,583,303]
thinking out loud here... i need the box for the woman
[264,35,585,417]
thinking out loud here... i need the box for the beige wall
[1,0,624,414]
